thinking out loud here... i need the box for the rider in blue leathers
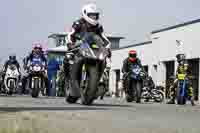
[21,44,48,95]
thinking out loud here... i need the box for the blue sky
[0,0,200,62]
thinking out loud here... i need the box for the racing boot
[191,97,195,106]
[167,98,175,104]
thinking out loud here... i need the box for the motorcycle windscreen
[31,57,43,66]
[80,43,108,61]
[131,65,142,79]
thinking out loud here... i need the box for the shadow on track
[91,103,132,107]
[0,106,109,112]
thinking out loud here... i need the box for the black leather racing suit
[167,61,194,105]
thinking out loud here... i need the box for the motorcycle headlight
[69,60,74,64]
[33,66,41,71]
[82,48,92,57]
[66,54,71,58]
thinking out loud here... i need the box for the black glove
[23,65,27,70]
[122,72,128,79]
[67,43,75,50]
[107,48,112,58]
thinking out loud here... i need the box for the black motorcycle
[141,77,164,103]
[141,86,164,103]
[28,56,46,98]
[65,33,109,105]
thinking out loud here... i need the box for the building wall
[151,22,200,85]
[151,22,200,62]
[48,38,57,47]
[110,38,120,49]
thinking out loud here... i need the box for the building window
[143,65,148,74]
[153,64,158,72]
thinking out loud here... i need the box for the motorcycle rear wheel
[177,86,186,105]
[31,79,40,98]
[135,82,142,103]
[81,66,98,105]
[65,79,79,103]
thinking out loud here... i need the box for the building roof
[48,32,124,39]
[151,18,200,34]
[112,41,152,51]
[48,32,68,39]
[47,45,68,53]
[107,35,125,40]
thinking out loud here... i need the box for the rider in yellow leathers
[167,54,195,105]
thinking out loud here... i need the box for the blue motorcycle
[177,74,188,105]
[65,33,109,105]
[28,56,46,98]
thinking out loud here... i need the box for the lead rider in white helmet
[67,3,111,53]
[64,4,112,101]
[65,3,112,71]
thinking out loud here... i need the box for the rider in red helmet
[128,50,137,62]
[122,50,141,72]
[122,50,145,100]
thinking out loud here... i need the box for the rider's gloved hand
[67,43,74,50]
[122,72,128,79]
[107,48,112,58]
[2,70,6,75]
[23,64,27,70]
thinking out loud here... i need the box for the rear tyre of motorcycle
[8,90,13,95]
[135,82,142,103]
[8,81,14,95]
[177,87,186,105]
[31,79,40,98]
[126,94,134,102]
[65,79,79,104]
[154,90,164,103]
[177,96,186,105]
[81,66,98,105]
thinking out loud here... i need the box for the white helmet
[81,3,100,26]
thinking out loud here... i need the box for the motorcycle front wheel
[31,78,40,98]
[80,65,99,105]
[65,79,79,104]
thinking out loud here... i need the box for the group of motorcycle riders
[0,3,195,105]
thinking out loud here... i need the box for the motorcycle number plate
[133,68,140,74]
[178,74,185,80]
[34,66,41,71]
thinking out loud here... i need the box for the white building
[110,18,200,100]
